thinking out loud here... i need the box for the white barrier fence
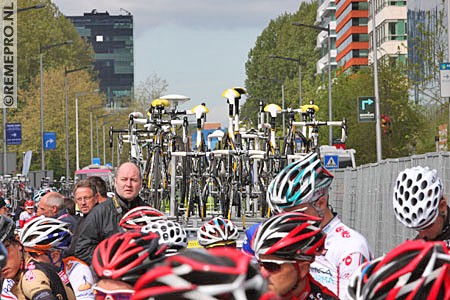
[328,152,450,257]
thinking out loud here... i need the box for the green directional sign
[358,96,375,123]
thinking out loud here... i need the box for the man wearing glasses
[253,212,338,299]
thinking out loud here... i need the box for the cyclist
[197,217,239,248]
[252,211,338,299]
[141,219,188,255]
[0,215,76,300]
[19,200,35,228]
[241,222,260,257]
[267,152,373,298]
[118,206,166,231]
[346,239,450,299]
[91,229,167,299]
[392,166,450,244]
[131,247,271,300]
[19,216,95,299]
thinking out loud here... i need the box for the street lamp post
[269,55,303,107]
[75,90,99,171]
[292,22,333,145]
[64,66,90,179]
[39,40,73,173]
[89,105,104,165]
[258,76,285,136]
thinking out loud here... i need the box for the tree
[134,73,169,112]
[242,1,320,128]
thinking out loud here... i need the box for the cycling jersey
[10,254,76,300]
[1,279,17,300]
[288,274,339,300]
[309,215,373,298]
[62,256,95,300]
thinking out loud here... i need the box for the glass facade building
[68,10,134,108]
[407,0,448,104]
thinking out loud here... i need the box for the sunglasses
[258,258,296,273]
[93,285,134,300]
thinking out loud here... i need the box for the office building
[335,0,370,72]
[315,0,338,76]
[68,9,134,108]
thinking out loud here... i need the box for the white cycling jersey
[1,279,17,300]
[310,215,373,298]
[62,256,95,300]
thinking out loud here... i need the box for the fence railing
[328,151,450,257]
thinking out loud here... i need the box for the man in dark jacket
[74,162,148,264]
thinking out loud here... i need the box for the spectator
[19,200,35,228]
[75,162,147,264]
[392,166,450,244]
[267,152,373,298]
[36,192,78,232]
[64,197,77,216]
[65,179,99,257]
[252,212,338,299]
[87,176,108,203]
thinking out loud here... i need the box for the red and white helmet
[92,230,167,285]
[252,212,325,261]
[119,206,166,231]
[131,247,269,300]
[347,240,450,300]
[197,217,239,248]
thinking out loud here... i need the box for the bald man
[74,162,148,264]
[37,192,79,232]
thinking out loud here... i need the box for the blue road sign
[92,157,101,165]
[324,155,339,170]
[43,132,56,150]
[6,123,21,145]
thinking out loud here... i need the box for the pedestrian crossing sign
[324,155,339,170]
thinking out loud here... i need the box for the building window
[388,20,407,41]
[96,35,103,42]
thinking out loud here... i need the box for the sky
[52,0,301,125]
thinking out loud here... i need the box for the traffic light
[380,114,391,135]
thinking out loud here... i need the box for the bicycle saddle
[151,98,170,107]
[264,103,282,118]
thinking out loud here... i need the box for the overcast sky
[52,0,301,124]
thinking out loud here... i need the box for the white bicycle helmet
[119,206,166,231]
[19,216,72,251]
[197,217,239,248]
[393,166,443,230]
[267,152,334,213]
[141,219,187,253]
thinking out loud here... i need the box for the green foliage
[242,1,319,128]
[242,0,436,165]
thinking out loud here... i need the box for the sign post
[357,96,376,122]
